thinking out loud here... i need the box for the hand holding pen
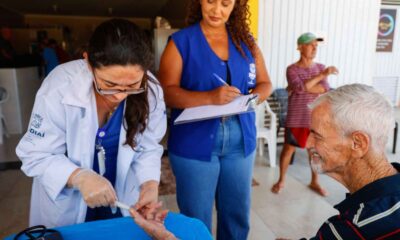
[210,73,241,105]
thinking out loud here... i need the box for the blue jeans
[169,116,255,240]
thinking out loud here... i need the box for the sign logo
[378,14,395,37]
[376,9,397,52]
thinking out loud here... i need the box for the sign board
[377,9,397,52]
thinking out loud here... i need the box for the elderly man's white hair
[309,83,395,153]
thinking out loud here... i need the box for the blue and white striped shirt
[307,163,400,240]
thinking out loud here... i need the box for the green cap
[297,32,323,45]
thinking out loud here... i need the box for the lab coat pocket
[54,188,80,226]
[36,183,79,227]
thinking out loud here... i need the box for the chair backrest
[255,100,277,131]
[272,88,289,127]
[0,87,9,104]
[255,101,267,128]
[264,96,279,127]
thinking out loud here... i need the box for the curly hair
[186,0,256,58]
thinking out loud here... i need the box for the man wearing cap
[271,32,338,196]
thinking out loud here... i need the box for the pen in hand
[210,73,241,104]
[213,73,229,86]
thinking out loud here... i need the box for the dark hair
[88,18,155,148]
[186,0,256,57]
[48,39,58,49]
[72,44,88,60]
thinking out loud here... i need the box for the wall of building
[257,0,381,89]
[373,4,400,105]
[249,0,259,38]
[0,6,23,27]
[24,14,152,54]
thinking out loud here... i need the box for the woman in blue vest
[159,0,272,239]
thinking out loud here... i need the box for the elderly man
[300,84,400,239]
[272,32,338,196]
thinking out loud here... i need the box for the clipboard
[174,94,258,125]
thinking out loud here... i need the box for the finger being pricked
[144,203,162,220]
[139,202,163,220]
[129,208,147,226]
[155,209,169,223]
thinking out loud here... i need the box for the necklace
[95,92,117,121]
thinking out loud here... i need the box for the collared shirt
[285,63,330,128]
[308,163,400,240]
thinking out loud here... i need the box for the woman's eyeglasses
[93,71,148,95]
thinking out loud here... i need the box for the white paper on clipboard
[174,94,258,125]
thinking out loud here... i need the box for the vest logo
[248,63,256,85]
[29,128,45,138]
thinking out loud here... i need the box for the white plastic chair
[0,87,9,144]
[255,100,277,168]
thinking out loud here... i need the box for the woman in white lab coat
[16,19,166,227]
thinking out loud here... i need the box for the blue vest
[168,23,257,161]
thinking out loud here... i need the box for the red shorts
[285,127,310,149]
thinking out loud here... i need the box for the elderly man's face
[299,40,318,59]
[306,102,353,175]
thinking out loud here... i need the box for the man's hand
[322,66,339,76]
[134,180,159,213]
[130,204,176,240]
[286,85,293,96]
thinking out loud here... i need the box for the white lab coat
[16,60,167,227]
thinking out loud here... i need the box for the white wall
[0,67,41,134]
[373,5,400,105]
[154,28,178,72]
[258,0,381,89]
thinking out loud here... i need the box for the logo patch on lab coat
[31,113,43,129]
[248,63,256,85]
[28,113,45,138]
[29,128,45,138]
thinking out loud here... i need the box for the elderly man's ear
[350,131,370,158]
